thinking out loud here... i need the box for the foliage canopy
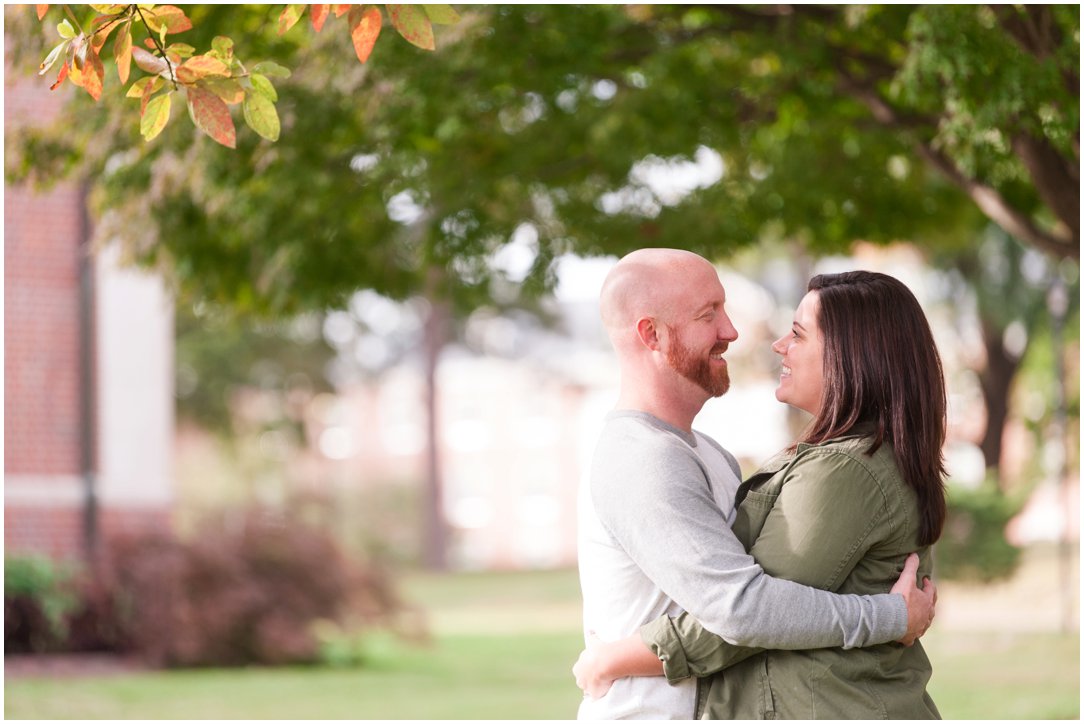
[6,5,1078,317]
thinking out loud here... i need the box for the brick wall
[5,53,173,560]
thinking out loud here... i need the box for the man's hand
[891,552,937,646]
[572,632,617,700]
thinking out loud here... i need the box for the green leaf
[57,19,75,39]
[125,75,157,98]
[249,72,277,102]
[211,36,234,61]
[388,4,435,51]
[140,91,171,141]
[89,4,126,13]
[252,60,290,79]
[187,85,236,148]
[422,5,460,25]
[243,91,280,142]
[166,42,196,59]
[277,4,305,36]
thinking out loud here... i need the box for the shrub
[95,507,422,667]
[4,555,78,654]
[935,483,1024,582]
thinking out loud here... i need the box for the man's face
[665,322,732,398]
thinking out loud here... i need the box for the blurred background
[4,4,1079,719]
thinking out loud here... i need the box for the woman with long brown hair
[574,270,946,719]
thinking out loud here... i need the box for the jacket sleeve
[592,434,906,651]
[638,450,894,680]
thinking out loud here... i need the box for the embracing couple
[575,248,944,720]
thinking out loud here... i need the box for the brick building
[5,64,174,560]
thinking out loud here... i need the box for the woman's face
[771,291,825,415]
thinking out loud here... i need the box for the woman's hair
[802,271,947,546]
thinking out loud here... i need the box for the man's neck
[615,387,704,433]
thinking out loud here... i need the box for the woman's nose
[771,336,787,355]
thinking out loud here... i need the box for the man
[576,249,935,720]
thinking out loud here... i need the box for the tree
[31,4,461,146]
[7,5,1078,564]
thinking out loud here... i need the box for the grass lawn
[5,564,1080,719]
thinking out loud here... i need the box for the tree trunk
[421,276,451,570]
[977,319,1022,486]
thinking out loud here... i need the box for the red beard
[666,326,730,397]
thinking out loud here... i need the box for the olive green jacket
[641,428,940,720]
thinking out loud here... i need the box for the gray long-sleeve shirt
[576,411,907,720]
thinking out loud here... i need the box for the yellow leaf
[141,92,172,140]
[423,5,460,25]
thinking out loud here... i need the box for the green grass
[5,632,585,719]
[923,630,1080,719]
[5,565,1080,719]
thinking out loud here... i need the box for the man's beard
[666,327,730,397]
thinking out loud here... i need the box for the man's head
[600,249,738,409]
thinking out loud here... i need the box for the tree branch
[918,142,1077,261]
[990,5,1079,96]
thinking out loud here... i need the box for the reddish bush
[89,508,416,667]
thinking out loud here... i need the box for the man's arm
[637,445,937,679]
[592,432,927,649]
[571,555,933,696]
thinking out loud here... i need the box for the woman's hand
[573,632,618,699]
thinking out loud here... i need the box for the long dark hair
[802,271,947,546]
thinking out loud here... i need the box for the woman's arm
[572,632,663,699]
[640,451,894,679]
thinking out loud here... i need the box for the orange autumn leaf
[176,55,230,84]
[114,27,132,84]
[349,5,382,64]
[143,5,193,35]
[310,4,329,32]
[49,60,69,90]
[82,47,105,100]
[36,5,48,20]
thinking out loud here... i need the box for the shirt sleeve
[592,433,906,651]
[638,448,900,680]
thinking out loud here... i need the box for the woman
[574,270,946,719]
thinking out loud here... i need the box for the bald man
[576,249,934,720]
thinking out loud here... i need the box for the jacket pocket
[807,651,889,719]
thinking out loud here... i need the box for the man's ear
[636,317,661,350]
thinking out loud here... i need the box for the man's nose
[719,315,738,342]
